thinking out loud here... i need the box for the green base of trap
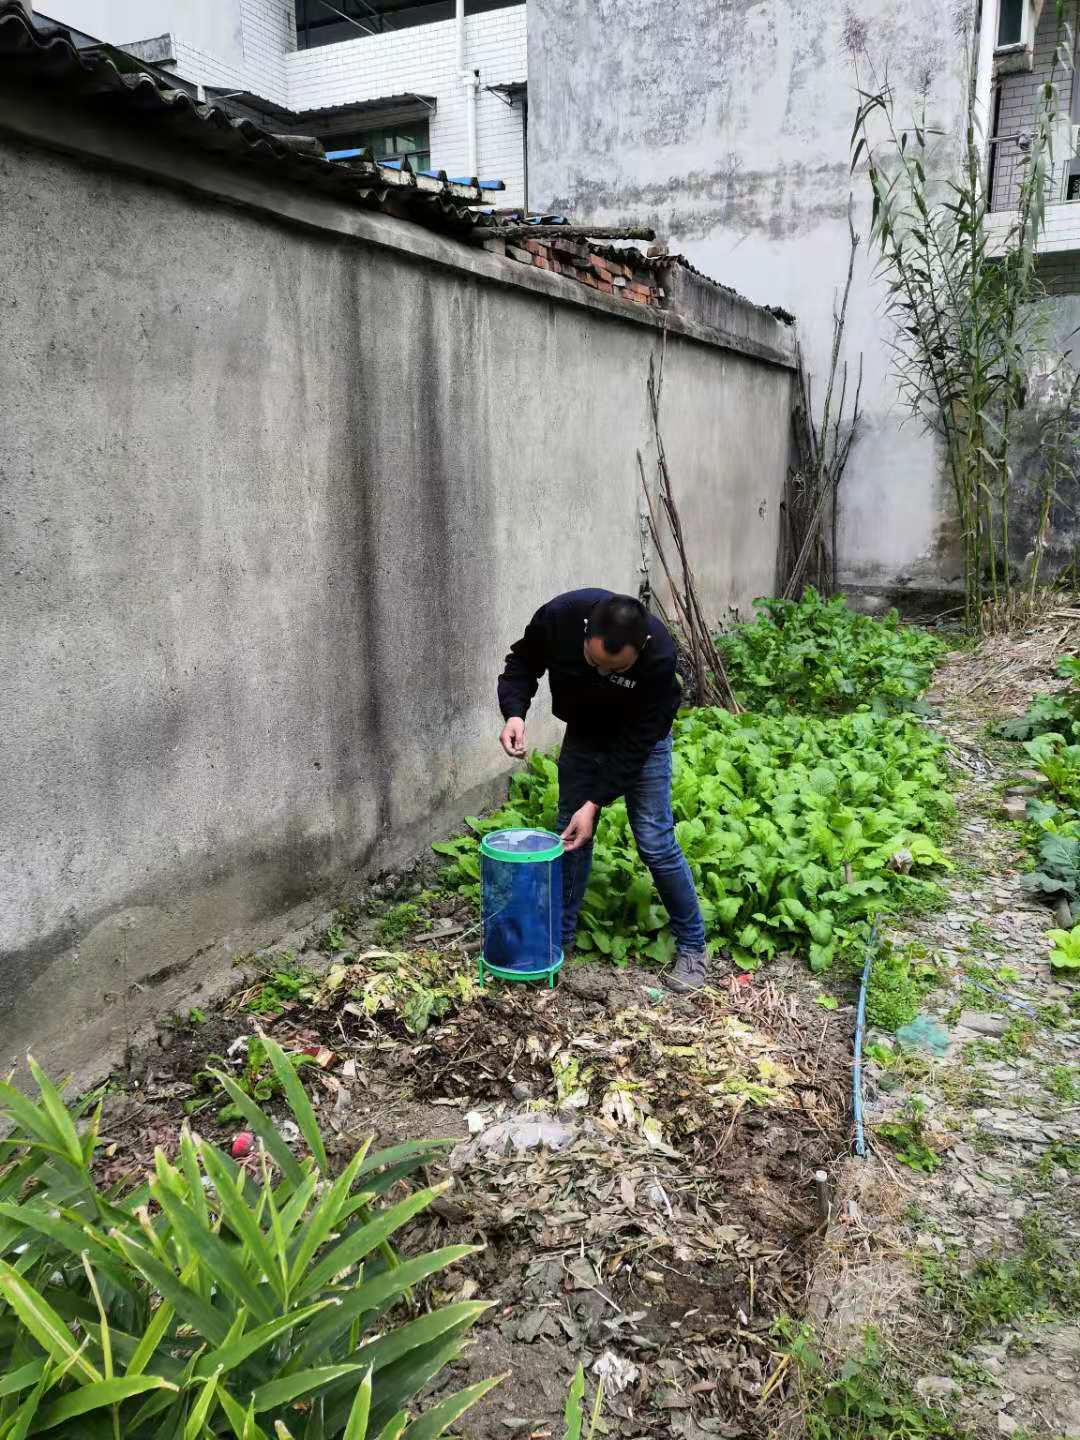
[478,951,565,988]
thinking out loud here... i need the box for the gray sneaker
[663,949,708,993]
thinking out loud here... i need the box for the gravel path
[802,624,1080,1439]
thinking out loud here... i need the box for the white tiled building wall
[55,0,527,203]
[287,7,528,202]
[171,0,293,105]
[988,0,1080,257]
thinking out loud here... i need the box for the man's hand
[499,717,527,759]
[561,801,599,853]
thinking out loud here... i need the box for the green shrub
[0,1043,496,1439]
[718,589,944,716]
[437,708,952,972]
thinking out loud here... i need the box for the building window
[997,0,1025,48]
[323,121,431,172]
[295,0,521,49]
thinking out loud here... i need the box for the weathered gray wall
[0,126,794,1075]
[1009,273,1080,577]
[527,0,978,596]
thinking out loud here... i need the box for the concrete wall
[0,110,794,1076]
[527,0,979,597]
[1010,268,1080,576]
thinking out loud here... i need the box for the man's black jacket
[497,588,681,806]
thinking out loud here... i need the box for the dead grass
[934,601,1080,718]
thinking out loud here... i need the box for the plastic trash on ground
[895,1013,950,1056]
[449,1113,576,1170]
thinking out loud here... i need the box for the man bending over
[497,588,708,993]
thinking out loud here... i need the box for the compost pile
[102,943,849,1439]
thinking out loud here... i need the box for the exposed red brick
[551,238,588,261]
[596,279,614,294]
[524,239,548,256]
[533,255,550,270]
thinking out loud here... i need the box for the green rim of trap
[479,828,564,864]
[479,951,565,985]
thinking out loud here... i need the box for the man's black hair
[588,595,650,655]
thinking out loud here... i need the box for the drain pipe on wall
[466,66,479,178]
[456,0,479,177]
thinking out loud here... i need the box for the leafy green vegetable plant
[719,590,943,716]
[0,1045,496,1438]
[438,708,952,972]
[876,1099,944,1174]
[189,1036,317,1122]
[998,655,1080,740]
[1047,923,1080,972]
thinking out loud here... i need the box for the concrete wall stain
[528,0,976,593]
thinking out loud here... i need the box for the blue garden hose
[969,978,1038,1017]
[853,925,878,1159]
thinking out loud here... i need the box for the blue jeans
[556,734,706,955]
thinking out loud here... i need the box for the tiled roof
[0,3,501,232]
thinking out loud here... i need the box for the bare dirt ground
[102,940,849,1439]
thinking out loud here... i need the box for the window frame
[995,0,1030,52]
[320,118,432,173]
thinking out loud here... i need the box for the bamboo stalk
[638,356,740,711]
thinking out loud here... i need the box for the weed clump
[922,1212,1080,1344]
[376,901,422,946]
[773,1321,960,1437]
[864,941,943,1032]
[876,1098,944,1173]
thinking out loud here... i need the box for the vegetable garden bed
[0,594,966,1439]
